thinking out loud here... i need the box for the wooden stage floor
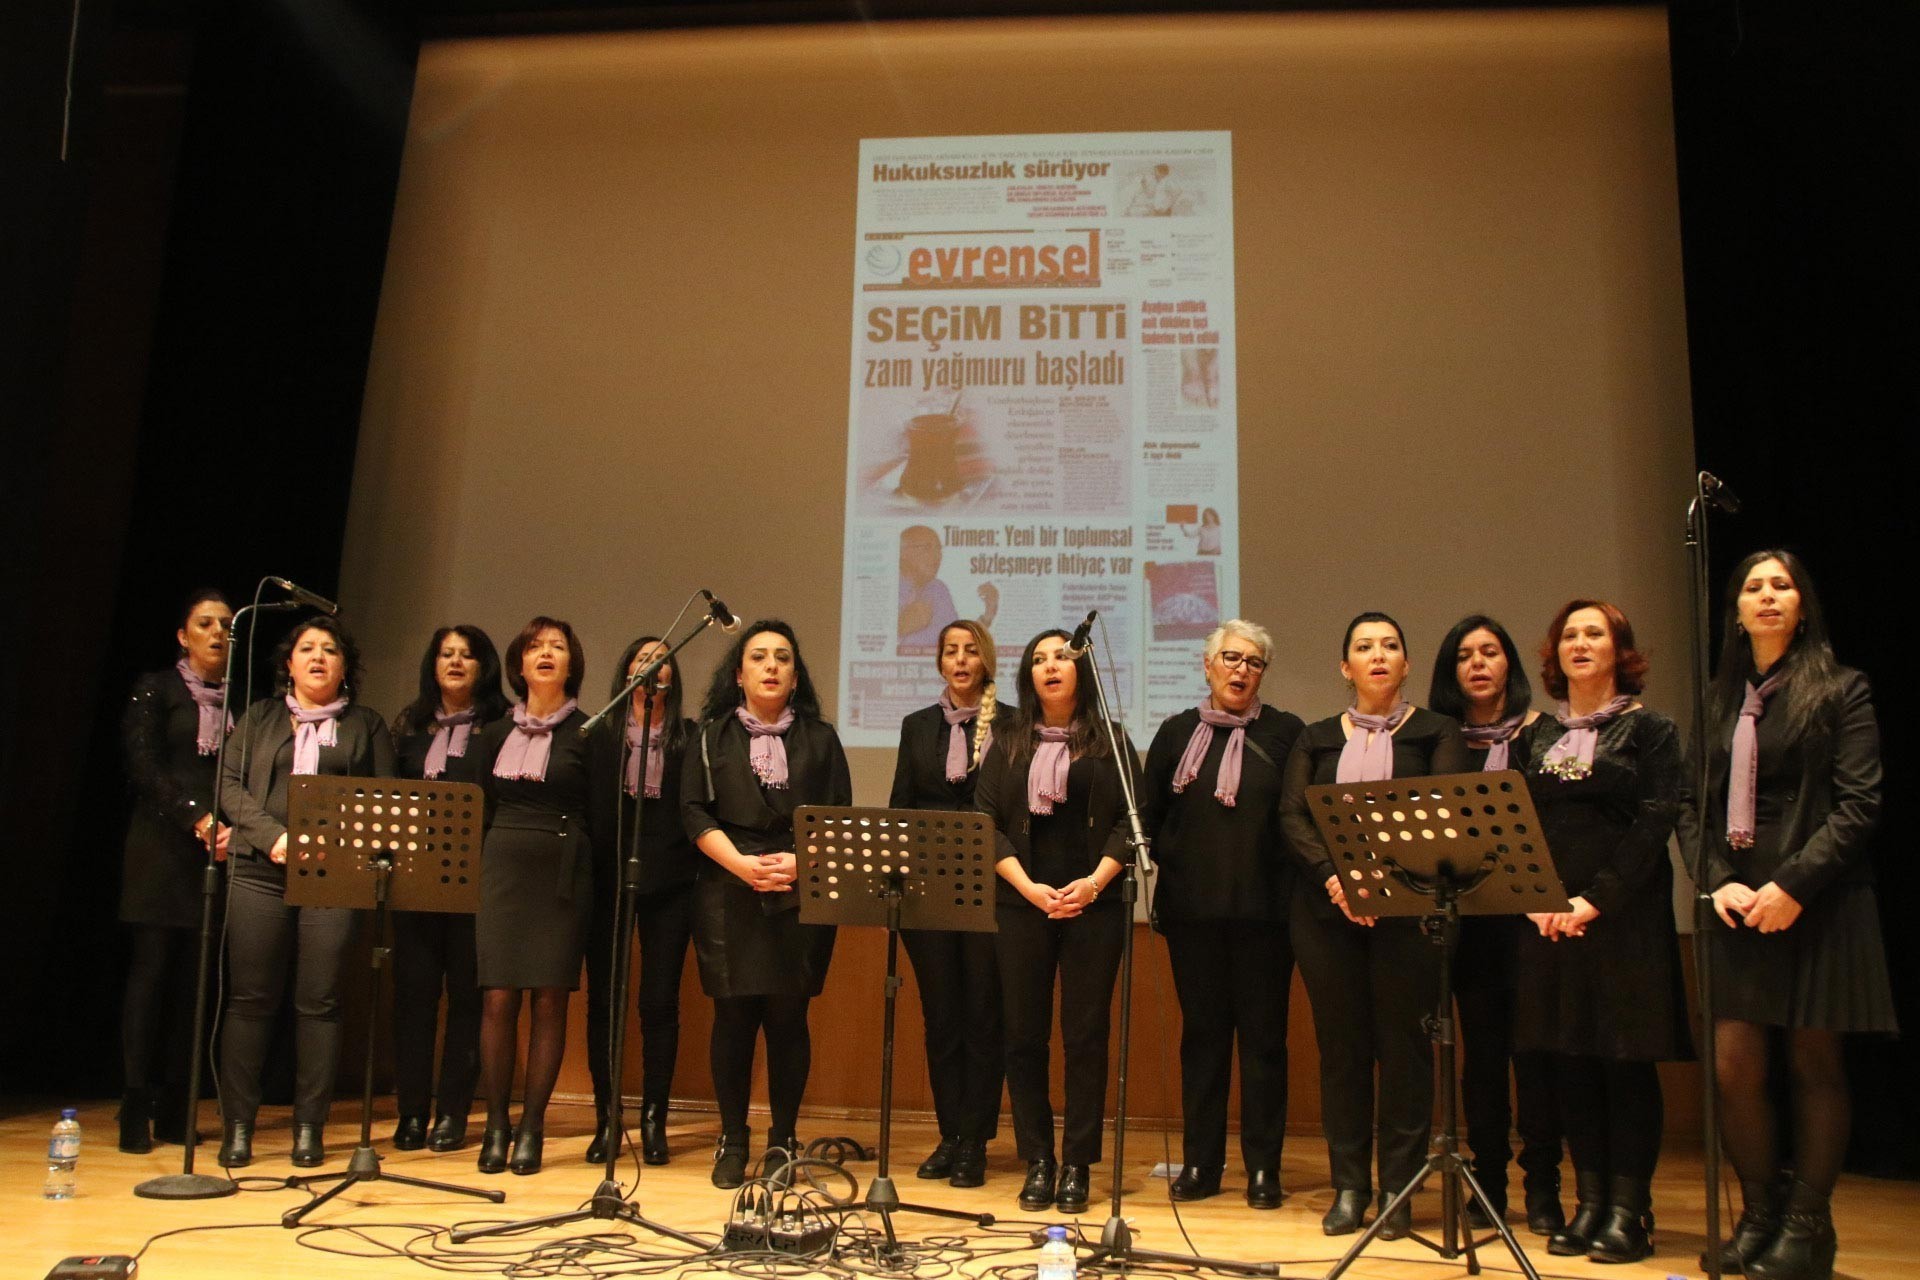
[4,1100,1915,1280]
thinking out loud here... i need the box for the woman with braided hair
[888,619,1005,1189]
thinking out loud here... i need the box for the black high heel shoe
[428,1113,468,1152]
[391,1114,428,1151]
[639,1100,671,1166]
[508,1126,543,1175]
[476,1126,511,1174]
[291,1123,325,1168]
[218,1120,254,1169]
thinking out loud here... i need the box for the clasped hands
[737,851,798,893]
[1527,895,1599,941]
[1711,880,1802,932]
[194,813,232,861]
[1024,878,1099,919]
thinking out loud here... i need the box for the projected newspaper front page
[838,132,1239,748]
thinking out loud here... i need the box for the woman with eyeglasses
[1141,621,1303,1209]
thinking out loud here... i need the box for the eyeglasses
[1214,650,1267,673]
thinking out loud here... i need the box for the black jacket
[889,702,986,812]
[220,698,396,873]
[974,730,1140,905]
[119,669,224,926]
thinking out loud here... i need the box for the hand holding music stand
[794,805,999,1259]
[278,776,505,1227]
[1305,770,1567,1280]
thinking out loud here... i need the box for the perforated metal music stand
[279,776,503,1226]
[1305,770,1566,1280]
[795,805,998,1256]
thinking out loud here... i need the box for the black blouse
[974,731,1139,908]
[588,712,701,894]
[395,720,492,787]
[1139,703,1305,922]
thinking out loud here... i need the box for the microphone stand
[1686,471,1732,1280]
[451,605,724,1249]
[1074,621,1276,1277]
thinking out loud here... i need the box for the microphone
[1063,609,1099,659]
[702,590,742,634]
[268,577,340,614]
[1700,472,1741,515]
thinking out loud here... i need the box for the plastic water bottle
[44,1108,81,1199]
[1036,1225,1076,1280]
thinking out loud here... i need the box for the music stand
[1305,770,1567,1280]
[278,776,504,1227]
[794,805,999,1259]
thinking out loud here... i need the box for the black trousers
[123,923,198,1096]
[219,874,358,1126]
[586,882,695,1113]
[710,994,811,1139]
[902,926,1003,1143]
[1290,892,1436,1193]
[1455,978,1562,1188]
[995,900,1127,1165]
[390,909,481,1119]
[1162,918,1293,1172]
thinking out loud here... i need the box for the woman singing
[888,620,1004,1189]
[584,636,699,1166]
[1141,620,1303,1209]
[1280,611,1468,1239]
[1695,552,1891,1280]
[975,628,1138,1215]
[388,625,508,1152]
[472,617,592,1176]
[1514,600,1689,1264]
[682,621,851,1189]
[218,614,395,1169]
[1428,615,1565,1233]
[118,589,234,1152]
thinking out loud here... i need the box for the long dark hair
[271,614,364,700]
[1709,549,1846,743]
[699,619,824,722]
[614,634,689,758]
[396,625,509,735]
[1001,628,1111,764]
[1428,614,1532,723]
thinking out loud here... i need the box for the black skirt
[476,818,593,989]
[1708,881,1897,1032]
[692,870,835,1000]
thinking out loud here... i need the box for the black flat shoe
[1524,1180,1566,1236]
[917,1136,959,1180]
[508,1127,543,1175]
[1322,1188,1370,1236]
[119,1089,153,1154]
[948,1138,987,1188]
[1018,1157,1058,1212]
[1055,1164,1091,1214]
[218,1121,254,1169]
[639,1100,670,1166]
[712,1133,750,1189]
[1247,1168,1283,1210]
[291,1123,325,1168]
[476,1126,511,1174]
[1169,1165,1223,1202]
[428,1113,468,1152]
[391,1114,428,1151]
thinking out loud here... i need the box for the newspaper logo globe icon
[864,244,903,276]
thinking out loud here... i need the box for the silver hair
[1204,619,1274,665]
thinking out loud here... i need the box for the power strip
[721,1216,837,1256]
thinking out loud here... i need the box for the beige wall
[340,8,1696,1118]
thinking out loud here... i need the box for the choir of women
[113,560,1889,1270]
[682,620,851,1189]
[1141,620,1302,1209]
[216,614,395,1168]
[1280,612,1468,1238]
[473,617,593,1175]
[974,628,1136,1215]
[1694,553,1890,1280]
[1428,615,1565,1233]
[888,620,1004,1188]
[1515,600,1691,1263]
[388,625,508,1153]
[584,636,699,1166]
[117,590,234,1152]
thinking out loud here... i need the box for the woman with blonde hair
[888,619,1005,1187]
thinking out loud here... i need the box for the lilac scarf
[493,699,578,782]
[285,694,347,775]
[1727,670,1788,850]
[176,658,229,755]
[1336,701,1412,783]
[1462,714,1526,772]
[423,706,478,779]
[737,704,795,789]
[1541,695,1635,781]
[1173,699,1260,806]
[625,716,666,798]
[939,689,987,783]
[1028,725,1073,814]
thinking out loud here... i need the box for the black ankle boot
[1523,1169,1565,1235]
[428,1112,468,1152]
[1747,1181,1836,1280]
[1018,1156,1058,1211]
[1169,1165,1223,1201]
[1705,1176,1786,1274]
[1586,1174,1654,1263]
[1548,1170,1608,1256]
[712,1132,751,1189]
[1375,1192,1413,1240]
[291,1123,325,1168]
[119,1089,153,1154]
[1322,1188,1370,1235]
[639,1100,670,1166]
[392,1113,428,1151]
[586,1108,619,1164]
[1466,1166,1508,1228]
[476,1126,511,1174]
[917,1136,958,1179]
[218,1120,253,1169]
[509,1126,544,1175]
[764,1132,799,1185]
